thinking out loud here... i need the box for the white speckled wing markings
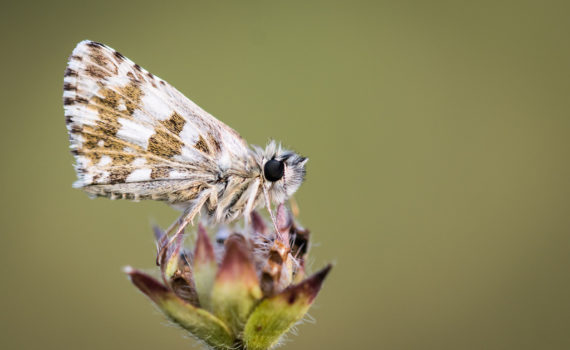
[63,40,253,204]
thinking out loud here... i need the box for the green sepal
[211,234,263,335]
[193,224,218,311]
[163,233,184,280]
[243,265,332,350]
[126,267,234,350]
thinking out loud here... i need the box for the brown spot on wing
[64,68,78,77]
[150,166,172,179]
[70,125,81,134]
[109,168,131,184]
[113,50,125,60]
[86,41,104,48]
[144,71,157,87]
[112,153,136,166]
[87,44,118,76]
[91,90,123,135]
[78,125,104,162]
[208,133,222,154]
[64,97,87,105]
[194,135,211,154]
[90,49,108,66]
[148,129,184,158]
[161,112,185,134]
[127,69,146,83]
[86,65,110,79]
[63,82,76,91]
[120,83,143,114]
[192,132,223,157]
[147,112,186,159]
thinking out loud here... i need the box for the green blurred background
[1,0,569,349]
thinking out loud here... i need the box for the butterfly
[64,40,307,235]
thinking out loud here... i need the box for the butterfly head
[257,141,308,204]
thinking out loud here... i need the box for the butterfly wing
[64,40,252,203]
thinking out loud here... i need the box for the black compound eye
[264,159,285,182]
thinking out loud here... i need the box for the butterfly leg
[173,193,210,235]
[157,193,210,262]
[163,214,184,236]
[262,183,283,239]
[242,178,261,231]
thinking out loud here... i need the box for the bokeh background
[1,1,569,349]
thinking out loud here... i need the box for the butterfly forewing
[64,41,251,203]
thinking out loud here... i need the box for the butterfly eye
[264,159,285,182]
